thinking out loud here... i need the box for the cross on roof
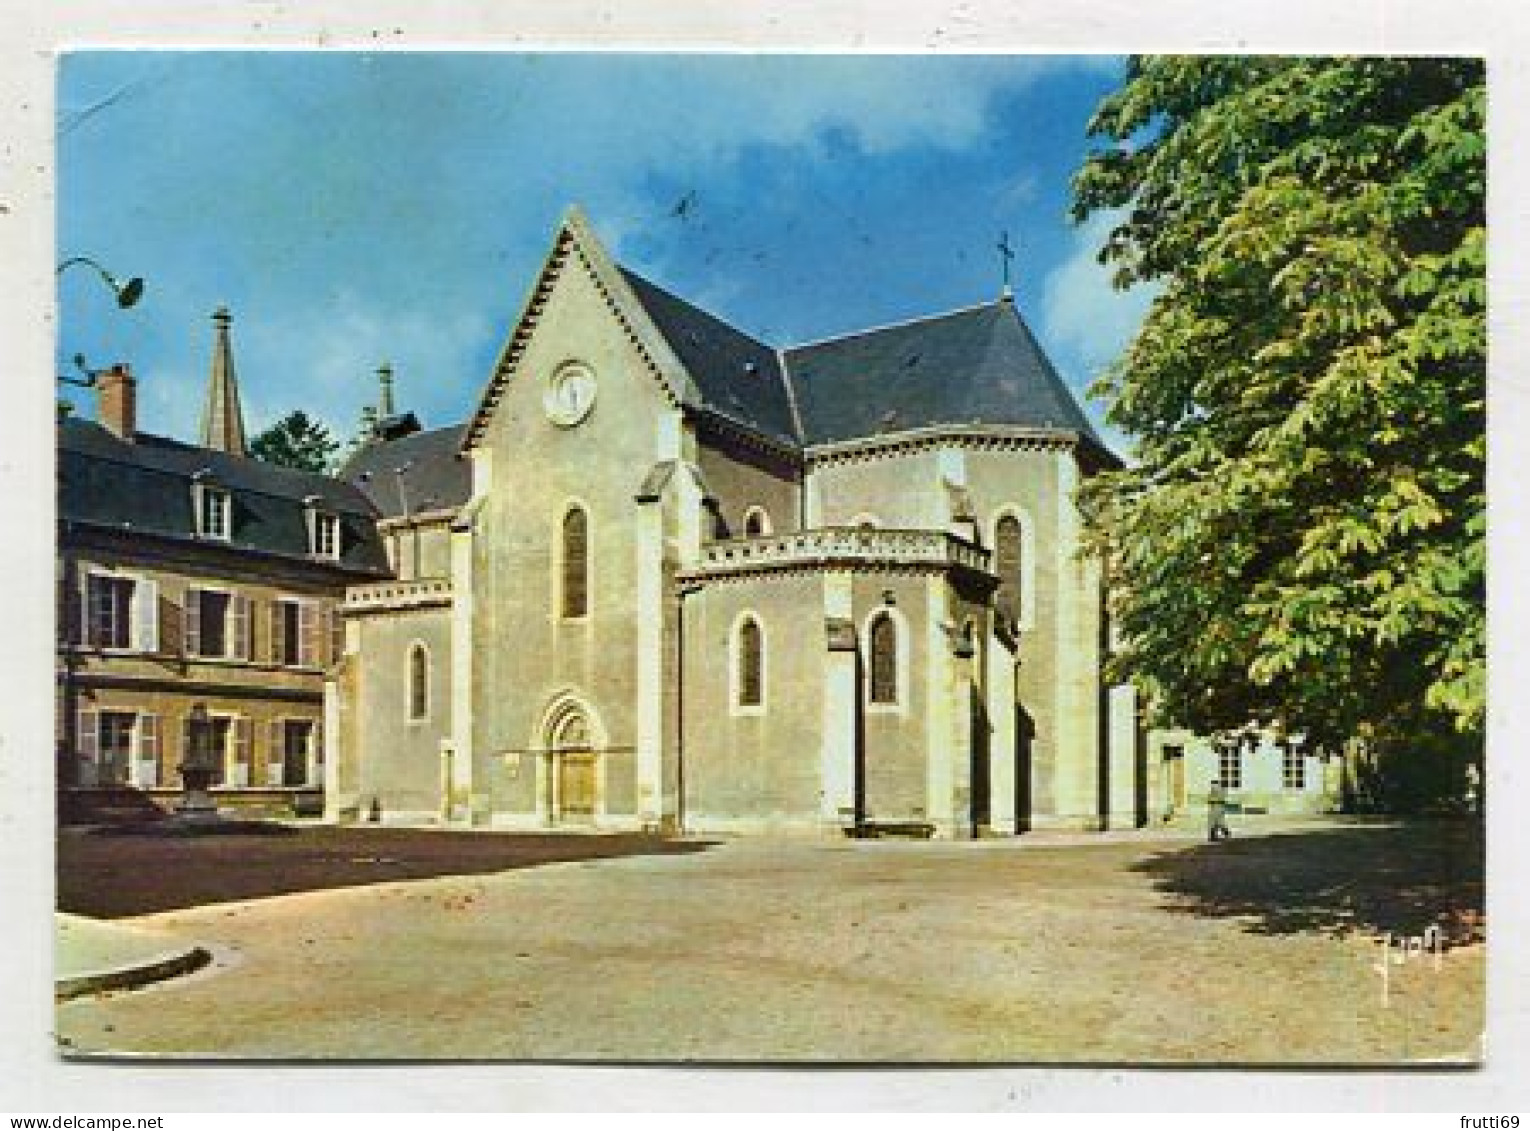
[997,231,1016,297]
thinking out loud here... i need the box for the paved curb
[56,944,213,1002]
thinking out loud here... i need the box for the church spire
[200,306,248,456]
[377,362,396,418]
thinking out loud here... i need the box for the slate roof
[615,269,1109,459]
[782,298,1109,451]
[58,416,390,576]
[340,423,472,520]
[618,268,800,446]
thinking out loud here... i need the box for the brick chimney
[96,363,137,440]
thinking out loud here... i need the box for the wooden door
[558,753,596,822]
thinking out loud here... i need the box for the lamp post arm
[57,256,144,308]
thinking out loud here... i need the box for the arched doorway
[541,695,601,826]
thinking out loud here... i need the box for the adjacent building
[57,309,389,818]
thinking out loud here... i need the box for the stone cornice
[804,425,1082,469]
[689,406,804,469]
[69,669,323,704]
[59,519,389,583]
[374,506,460,533]
[343,576,453,615]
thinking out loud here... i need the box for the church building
[327,206,1148,836]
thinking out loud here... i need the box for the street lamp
[56,256,145,796]
[56,256,145,308]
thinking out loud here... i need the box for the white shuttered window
[230,595,250,659]
[75,707,99,787]
[131,579,159,653]
[227,716,252,786]
[267,719,285,786]
[134,712,160,787]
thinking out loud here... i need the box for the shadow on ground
[59,826,715,918]
[1131,819,1484,945]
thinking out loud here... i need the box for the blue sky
[57,52,1152,450]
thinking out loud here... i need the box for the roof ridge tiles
[781,297,1004,355]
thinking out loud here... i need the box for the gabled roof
[341,423,471,520]
[461,206,1112,464]
[461,206,704,452]
[782,297,1108,451]
[618,268,799,446]
[58,417,389,576]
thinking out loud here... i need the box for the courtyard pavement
[54,819,1484,1064]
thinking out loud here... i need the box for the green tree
[250,409,341,474]
[1072,57,1484,775]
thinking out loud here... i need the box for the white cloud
[524,55,1081,172]
[1041,209,1157,379]
[239,292,495,443]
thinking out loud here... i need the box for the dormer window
[304,495,342,561]
[314,512,341,560]
[192,474,232,541]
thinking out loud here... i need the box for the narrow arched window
[737,617,763,708]
[408,643,429,721]
[561,505,589,619]
[869,612,898,705]
[743,507,771,537]
[995,514,1023,628]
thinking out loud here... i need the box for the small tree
[250,410,341,474]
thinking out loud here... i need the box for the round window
[543,362,598,427]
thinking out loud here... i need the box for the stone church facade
[56,208,1341,830]
[328,207,1153,836]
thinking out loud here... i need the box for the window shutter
[231,594,250,659]
[83,574,104,647]
[76,573,90,646]
[135,712,160,787]
[269,600,284,665]
[131,578,159,653]
[328,605,344,666]
[159,592,184,656]
[311,720,324,783]
[71,570,89,645]
[185,588,202,656]
[75,708,99,786]
[299,601,318,667]
[229,716,251,787]
[267,718,284,786]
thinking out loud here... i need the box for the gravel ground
[54,821,1484,1064]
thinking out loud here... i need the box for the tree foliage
[249,410,341,474]
[1072,57,1484,755]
